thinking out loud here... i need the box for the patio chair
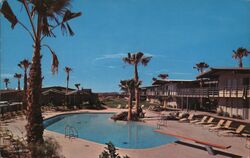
[209,120,233,132]
[204,119,225,128]
[195,117,214,125]
[218,124,246,137]
[190,116,208,124]
[179,114,195,122]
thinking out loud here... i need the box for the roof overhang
[152,79,198,85]
[197,67,250,79]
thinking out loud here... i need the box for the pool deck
[3,108,249,158]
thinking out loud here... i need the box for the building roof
[42,86,74,92]
[42,89,65,95]
[66,90,91,96]
[152,79,197,85]
[197,67,250,79]
[141,85,160,89]
[0,90,19,94]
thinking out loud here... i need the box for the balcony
[141,86,250,99]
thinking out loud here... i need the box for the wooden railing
[141,86,250,98]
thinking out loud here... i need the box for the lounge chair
[176,112,186,119]
[204,119,225,128]
[179,114,195,122]
[195,117,214,125]
[209,120,233,132]
[218,124,246,137]
[190,116,208,124]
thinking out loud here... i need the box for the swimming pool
[44,113,178,149]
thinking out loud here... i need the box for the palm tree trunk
[24,69,28,94]
[23,69,28,110]
[26,42,44,144]
[134,64,140,115]
[26,15,44,147]
[127,91,132,121]
[66,77,69,93]
[66,76,69,108]
[239,59,243,68]
[18,79,21,90]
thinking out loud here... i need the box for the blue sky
[1,0,250,92]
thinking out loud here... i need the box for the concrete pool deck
[3,108,249,158]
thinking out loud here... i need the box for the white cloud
[94,53,127,61]
[107,66,116,69]
[1,73,13,79]
[94,53,155,61]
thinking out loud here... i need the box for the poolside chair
[190,116,208,124]
[195,117,214,125]
[179,114,195,122]
[218,124,246,137]
[209,120,233,132]
[204,119,225,128]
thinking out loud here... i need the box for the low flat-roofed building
[197,67,250,120]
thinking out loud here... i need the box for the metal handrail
[65,125,78,139]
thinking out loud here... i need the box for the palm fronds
[18,59,31,70]
[193,62,209,73]
[158,73,169,80]
[0,1,18,29]
[232,47,249,67]
[14,73,22,79]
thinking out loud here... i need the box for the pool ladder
[65,125,78,139]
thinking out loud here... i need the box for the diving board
[155,130,231,155]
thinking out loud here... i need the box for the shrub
[29,137,65,158]
[232,114,243,119]
[223,112,230,117]
[217,107,224,116]
[99,142,129,158]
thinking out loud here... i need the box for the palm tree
[64,67,73,93]
[18,59,31,94]
[232,47,249,68]
[123,52,152,115]
[0,0,81,150]
[158,73,169,80]
[152,77,157,82]
[193,62,209,74]
[120,79,141,121]
[75,83,80,90]
[3,78,10,89]
[14,73,22,90]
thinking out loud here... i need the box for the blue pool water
[44,113,178,149]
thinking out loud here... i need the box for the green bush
[99,142,129,158]
[29,137,65,158]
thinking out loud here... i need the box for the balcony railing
[141,86,250,98]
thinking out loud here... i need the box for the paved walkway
[3,108,250,158]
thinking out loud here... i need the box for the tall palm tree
[75,83,80,90]
[123,52,152,115]
[158,73,169,80]
[64,66,72,93]
[3,78,10,89]
[0,0,81,150]
[18,59,31,94]
[232,47,249,68]
[193,62,209,74]
[120,79,141,121]
[14,73,22,90]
